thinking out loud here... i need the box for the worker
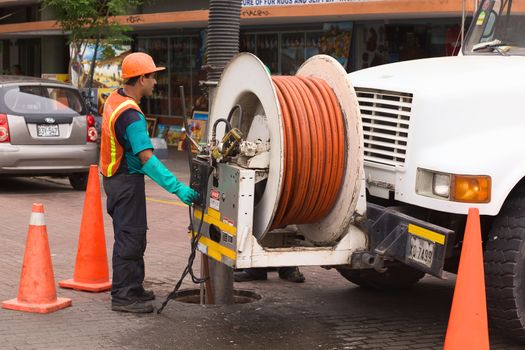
[100,52,198,313]
[234,267,305,283]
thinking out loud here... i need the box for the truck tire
[485,186,525,342]
[68,172,88,191]
[337,265,425,289]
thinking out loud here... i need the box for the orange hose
[270,76,345,229]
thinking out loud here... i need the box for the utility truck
[191,0,525,343]
[347,0,525,341]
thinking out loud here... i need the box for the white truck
[347,0,525,341]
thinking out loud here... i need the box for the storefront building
[0,0,475,135]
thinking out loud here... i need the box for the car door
[4,84,88,146]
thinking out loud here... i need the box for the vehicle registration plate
[37,124,59,137]
[408,235,435,268]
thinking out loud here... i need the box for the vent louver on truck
[355,88,413,167]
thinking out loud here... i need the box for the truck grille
[355,87,413,168]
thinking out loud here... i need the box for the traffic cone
[444,208,489,350]
[59,164,111,292]
[2,203,72,313]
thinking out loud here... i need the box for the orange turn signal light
[451,175,491,203]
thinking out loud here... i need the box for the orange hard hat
[121,52,165,79]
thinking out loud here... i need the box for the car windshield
[3,85,85,115]
[464,0,525,55]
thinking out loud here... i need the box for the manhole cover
[173,288,261,304]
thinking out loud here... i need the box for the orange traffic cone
[2,203,72,313]
[444,208,489,350]
[59,164,111,292]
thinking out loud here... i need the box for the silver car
[0,76,99,190]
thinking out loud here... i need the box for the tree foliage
[42,0,143,87]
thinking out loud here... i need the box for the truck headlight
[432,173,451,198]
[416,168,491,203]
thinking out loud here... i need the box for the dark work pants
[103,173,148,304]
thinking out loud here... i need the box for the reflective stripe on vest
[106,99,139,177]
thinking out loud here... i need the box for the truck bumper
[355,203,453,278]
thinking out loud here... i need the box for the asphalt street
[0,152,522,349]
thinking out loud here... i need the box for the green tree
[43,0,143,89]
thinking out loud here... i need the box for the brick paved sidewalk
[0,150,522,349]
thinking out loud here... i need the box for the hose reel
[209,53,364,245]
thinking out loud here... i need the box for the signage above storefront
[242,0,370,6]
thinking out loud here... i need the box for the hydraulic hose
[270,76,345,229]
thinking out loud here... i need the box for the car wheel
[68,172,88,191]
[485,186,525,342]
[337,265,425,290]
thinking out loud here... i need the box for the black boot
[138,288,156,301]
[278,267,305,283]
[234,268,268,282]
[111,300,154,313]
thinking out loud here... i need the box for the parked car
[0,76,99,190]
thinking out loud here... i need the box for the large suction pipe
[206,0,242,83]
[204,0,243,305]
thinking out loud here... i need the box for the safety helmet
[121,52,165,79]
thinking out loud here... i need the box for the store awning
[0,0,477,38]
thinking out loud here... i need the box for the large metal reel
[209,53,283,241]
[296,55,364,245]
[209,53,364,244]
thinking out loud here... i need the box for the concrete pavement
[0,150,522,349]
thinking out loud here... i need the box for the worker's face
[140,73,157,97]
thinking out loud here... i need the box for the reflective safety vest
[99,90,143,177]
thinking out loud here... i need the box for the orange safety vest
[99,90,144,177]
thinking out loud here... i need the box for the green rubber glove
[142,155,198,205]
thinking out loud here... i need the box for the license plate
[37,124,59,137]
[408,235,435,268]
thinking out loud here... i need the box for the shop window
[145,38,169,116]
[317,23,353,70]
[240,34,256,54]
[136,38,148,53]
[305,32,321,59]
[281,33,305,75]
[256,33,278,74]
[241,22,352,75]
[138,34,204,119]
[353,20,466,72]
[170,36,193,116]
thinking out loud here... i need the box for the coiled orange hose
[270,76,345,229]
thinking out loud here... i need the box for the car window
[3,86,85,115]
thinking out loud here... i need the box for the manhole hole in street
[173,289,261,304]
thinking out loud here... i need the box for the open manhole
[173,289,261,304]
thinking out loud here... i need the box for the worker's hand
[174,184,198,205]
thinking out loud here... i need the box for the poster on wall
[187,119,207,145]
[70,41,131,89]
[166,125,184,147]
[97,88,113,116]
[319,22,353,69]
[356,23,389,70]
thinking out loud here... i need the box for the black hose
[157,87,209,314]
[206,0,242,82]
[226,104,243,130]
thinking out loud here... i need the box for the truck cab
[348,0,525,342]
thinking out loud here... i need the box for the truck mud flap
[359,203,453,278]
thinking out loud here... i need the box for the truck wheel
[337,265,425,289]
[485,187,525,342]
[68,172,88,191]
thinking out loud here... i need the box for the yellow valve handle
[212,128,243,162]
